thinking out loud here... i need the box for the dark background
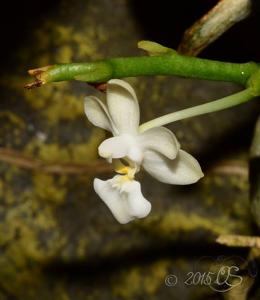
[0,0,259,66]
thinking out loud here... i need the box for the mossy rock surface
[0,0,259,299]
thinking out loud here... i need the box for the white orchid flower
[85,79,203,224]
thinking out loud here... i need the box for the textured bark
[250,116,260,228]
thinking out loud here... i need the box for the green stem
[139,88,255,132]
[107,56,257,85]
[26,53,259,89]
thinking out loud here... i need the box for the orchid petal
[94,178,132,224]
[106,79,140,134]
[98,135,132,160]
[94,176,151,224]
[143,149,204,185]
[121,180,151,218]
[84,96,117,134]
[138,126,180,159]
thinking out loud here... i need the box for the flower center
[113,159,137,180]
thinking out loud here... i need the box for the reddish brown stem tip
[24,66,51,89]
[24,79,44,89]
[89,82,108,92]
